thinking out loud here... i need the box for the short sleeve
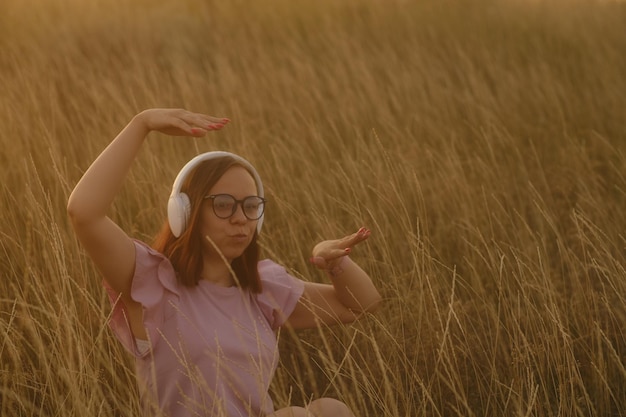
[256,259,305,330]
[103,240,180,357]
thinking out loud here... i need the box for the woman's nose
[230,203,248,223]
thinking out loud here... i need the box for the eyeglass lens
[211,194,265,220]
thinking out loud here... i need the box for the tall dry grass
[1,0,625,415]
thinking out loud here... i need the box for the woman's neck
[201,256,236,287]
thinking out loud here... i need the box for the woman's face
[200,166,259,262]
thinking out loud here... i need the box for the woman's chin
[223,248,247,263]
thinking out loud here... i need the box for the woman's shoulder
[132,239,174,268]
[133,238,166,258]
[257,259,304,294]
[131,239,179,291]
[257,258,285,276]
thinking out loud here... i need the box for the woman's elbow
[66,202,97,232]
[365,294,383,313]
[66,194,98,226]
[66,198,86,226]
[352,294,383,319]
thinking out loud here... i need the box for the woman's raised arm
[67,109,228,298]
[287,227,382,329]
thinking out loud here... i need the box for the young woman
[67,108,382,417]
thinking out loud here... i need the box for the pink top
[104,240,305,417]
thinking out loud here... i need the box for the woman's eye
[213,198,233,209]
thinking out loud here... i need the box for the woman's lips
[230,234,249,243]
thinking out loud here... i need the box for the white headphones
[167,151,265,238]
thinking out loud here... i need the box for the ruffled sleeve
[103,240,180,357]
[256,259,305,330]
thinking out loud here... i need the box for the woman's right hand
[134,108,230,137]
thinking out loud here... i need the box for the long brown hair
[152,156,262,293]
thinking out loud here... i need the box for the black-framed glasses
[204,194,266,220]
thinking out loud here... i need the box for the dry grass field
[1,0,625,415]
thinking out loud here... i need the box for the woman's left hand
[310,227,371,270]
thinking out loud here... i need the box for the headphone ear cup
[167,192,191,238]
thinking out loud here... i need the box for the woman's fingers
[341,227,371,247]
[310,227,370,269]
[158,109,230,135]
[180,112,228,133]
[309,256,327,268]
[312,247,349,261]
[189,127,208,136]
[166,116,199,135]
[192,114,230,131]
[206,115,230,124]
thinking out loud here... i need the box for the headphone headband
[167,151,264,237]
